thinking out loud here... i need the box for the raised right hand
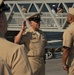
[21,20,27,31]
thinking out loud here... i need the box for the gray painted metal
[4,0,74,32]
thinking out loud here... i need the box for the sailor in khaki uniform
[62,8,74,75]
[14,13,47,75]
[0,0,32,75]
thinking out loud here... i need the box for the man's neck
[0,34,4,37]
[31,27,39,31]
[70,21,74,24]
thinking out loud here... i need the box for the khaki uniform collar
[69,22,74,26]
[29,27,39,33]
[29,27,35,32]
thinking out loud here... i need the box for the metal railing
[4,0,74,32]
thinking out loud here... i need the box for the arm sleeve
[11,45,32,75]
[42,32,47,46]
[20,33,27,44]
[63,29,72,48]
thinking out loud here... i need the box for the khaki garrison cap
[27,12,42,22]
[0,0,2,5]
[68,8,74,15]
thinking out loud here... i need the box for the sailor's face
[30,20,40,30]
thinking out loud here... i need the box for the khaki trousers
[68,55,74,75]
[28,57,45,75]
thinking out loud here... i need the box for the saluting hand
[22,21,27,31]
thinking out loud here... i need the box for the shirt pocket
[31,38,39,43]
[31,34,39,43]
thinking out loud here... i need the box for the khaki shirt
[0,57,12,75]
[63,22,74,47]
[0,37,32,75]
[21,27,47,56]
[63,22,74,54]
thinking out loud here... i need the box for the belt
[28,55,43,57]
